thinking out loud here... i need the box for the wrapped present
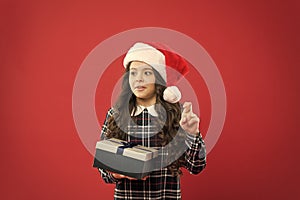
[93,138,159,179]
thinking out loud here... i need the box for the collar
[131,104,158,117]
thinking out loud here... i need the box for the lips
[134,85,146,91]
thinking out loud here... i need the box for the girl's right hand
[111,172,148,181]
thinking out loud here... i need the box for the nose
[136,72,144,82]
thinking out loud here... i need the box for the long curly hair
[105,63,186,176]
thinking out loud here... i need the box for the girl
[97,42,206,199]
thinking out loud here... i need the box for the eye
[144,71,153,76]
[130,71,137,76]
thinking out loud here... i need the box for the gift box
[93,138,159,179]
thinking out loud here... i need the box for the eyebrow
[130,67,153,71]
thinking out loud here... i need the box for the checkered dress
[97,108,206,200]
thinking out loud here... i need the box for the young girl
[96,42,206,199]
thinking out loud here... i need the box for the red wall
[1,1,299,199]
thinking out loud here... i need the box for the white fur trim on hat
[123,42,167,82]
[163,86,182,103]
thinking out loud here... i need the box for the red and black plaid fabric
[97,108,206,200]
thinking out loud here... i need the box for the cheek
[128,75,134,82]
[145,76,156,91]
[129,82,134,91]
[148,83,156,92]
[145,75,155,84]
[128,77,134,89]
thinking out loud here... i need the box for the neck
[136,97,156,107]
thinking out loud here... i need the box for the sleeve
[96,108,119,184]
[183,132,207,174]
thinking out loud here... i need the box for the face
[129,61,156,106]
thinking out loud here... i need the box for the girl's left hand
[180,102,200,135]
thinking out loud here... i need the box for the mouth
[134,86,146,91]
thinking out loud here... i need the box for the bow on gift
[116,141,138,155]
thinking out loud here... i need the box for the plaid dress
[97,107,206,200]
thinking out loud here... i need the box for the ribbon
[108,139,156,159]
[116,141,138,155]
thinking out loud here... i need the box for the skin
[112,61,200,180]
[180,102,200,135]
[129,61,157,107]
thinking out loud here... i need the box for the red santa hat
[123,42,189,103]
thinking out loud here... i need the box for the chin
[133,92,146,99]
[135,95,148,99]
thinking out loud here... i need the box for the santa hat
[123,42,189,103]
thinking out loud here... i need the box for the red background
[1,0,299,199]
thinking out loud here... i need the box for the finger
[126,176,137,180]
[182,102,192,113]
[181,116,187,123]
[186,113,197,121]
[192,115,200,123]
[180,117,187,126]
[182,102,191,113]
[111,173,122,179]
[187,117,199,126]
[141,176,149,180]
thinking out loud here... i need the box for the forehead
[129,61,153,70]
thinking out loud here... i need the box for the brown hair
[105,63,186,176]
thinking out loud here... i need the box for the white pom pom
[163,86,182,103]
